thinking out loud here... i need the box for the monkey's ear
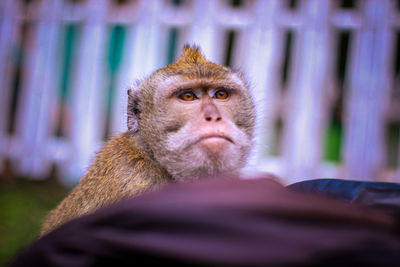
[127,88,141,133]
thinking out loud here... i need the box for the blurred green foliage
[0,177,68,266]
[323,121,342,163]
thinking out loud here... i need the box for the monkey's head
[128,45,255,181]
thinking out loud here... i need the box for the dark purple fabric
[10,176,400,267]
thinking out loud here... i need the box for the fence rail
[0,0,399,184]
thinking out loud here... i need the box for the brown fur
[41,45,255,235]
[41,132,171,235]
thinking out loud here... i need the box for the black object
[288,178,400,215]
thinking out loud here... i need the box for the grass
[0,175,69,266]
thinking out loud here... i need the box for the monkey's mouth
[196,135,234,145]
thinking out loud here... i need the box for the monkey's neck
[87,132,173,198]
[128,131,158,165]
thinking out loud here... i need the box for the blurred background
[0,0,399,264]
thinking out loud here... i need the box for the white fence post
[0,0,19,172]
[187,0,220,63]
[343,0,393,180]
[282,0,333,182]
[128,0,164,79]
[110,0,163,137]
[63,0,109,184]
[243,0,284,174]
[109,1,140,137]
[14,0,62,179]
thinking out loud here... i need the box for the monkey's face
[143,75,255,181]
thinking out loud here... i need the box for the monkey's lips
[195,135,234,147]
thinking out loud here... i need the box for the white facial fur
[151,75,254,181]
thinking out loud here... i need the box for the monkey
[40,45,256,236]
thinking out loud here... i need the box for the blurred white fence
[0,0,399,185]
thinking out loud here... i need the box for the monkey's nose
[205,115,222,122]
[202,101,222,122]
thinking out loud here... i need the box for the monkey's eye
[214,89,229,100]
[179,91,197,101]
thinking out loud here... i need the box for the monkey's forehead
[151,73,249,99]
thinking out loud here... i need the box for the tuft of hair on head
[176,44,207,64]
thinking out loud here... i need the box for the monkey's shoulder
[86,132,168,183]
[69,132,163,203]
[78,133,142,182]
